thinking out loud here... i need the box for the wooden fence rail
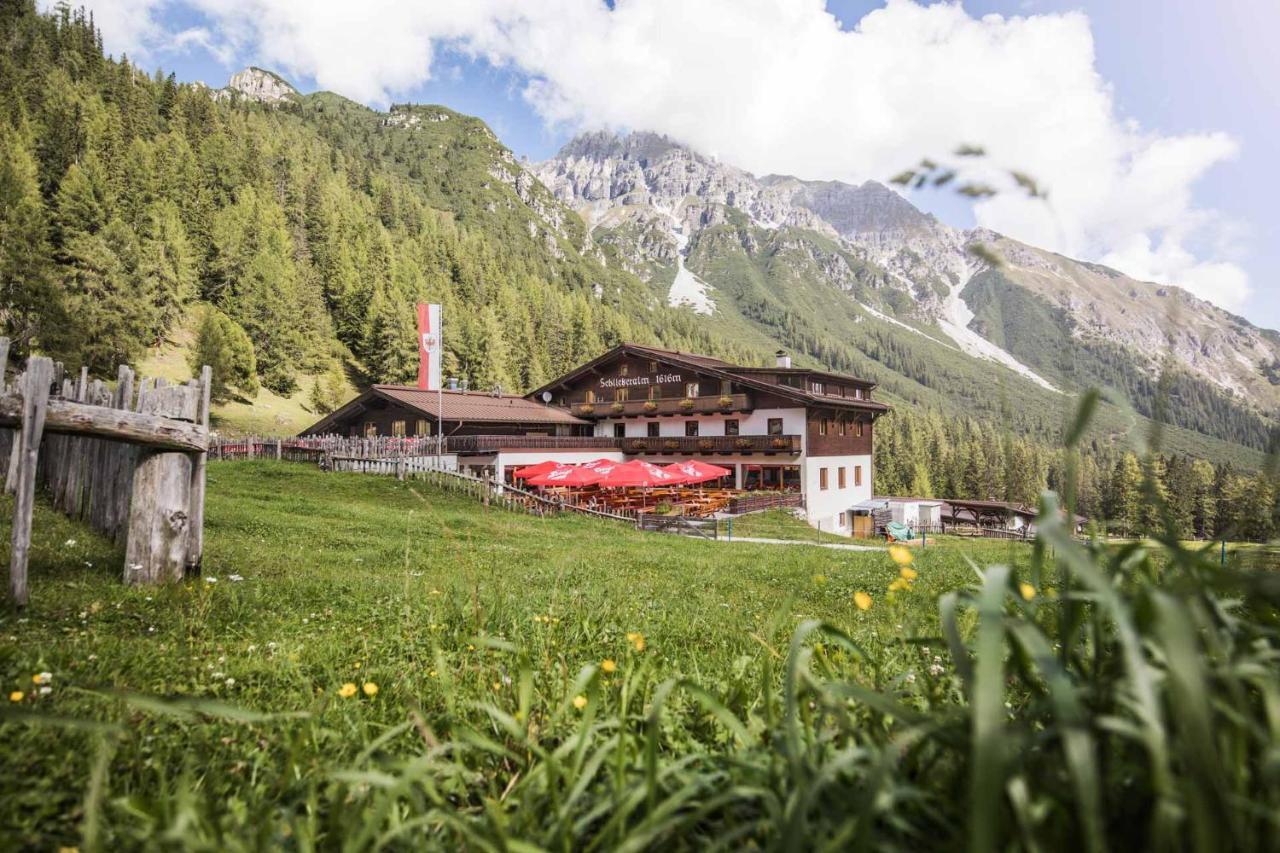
[0,340,211,606]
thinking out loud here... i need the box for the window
[839,419,847,436]
[647,385,657,400]
[838,467,847,488]
[647,421,661,437]
[720,379,733,395]
[768,418,784,436]
[812,381,825,395]
[818,419,827,436]
[391,420,406,437]
[685,421,699,437]
[856,421,864,437]
[619,363,629,377]
[585,389,596,404]
[854,388,863,400]
[685,382,700,398]
[649,360,659,373]
[819,468,829,490]
[724,419,740,436]
[364,421,377,437]
[415,419,430,437]
[615,388,628,402]
[854,465,863,487]
[838,385,846,397]
[614,423,626,438]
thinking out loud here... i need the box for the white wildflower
[904,672,916,684]
[928,664,944,677]
[39,686,51,695]
[64,539,76,547]
[204,577,217,584]
[228,574,244,582]
[225,677,235,687]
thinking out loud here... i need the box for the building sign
[597,373,682,389]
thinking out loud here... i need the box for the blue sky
[87,0,1278,330]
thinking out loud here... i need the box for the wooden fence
[0,341,211,605]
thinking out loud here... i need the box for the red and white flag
[416,303,442,390]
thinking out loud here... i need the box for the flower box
[642,401,658,412]
[663,440,681,450]
[611,402,625,414]
[678,398,695,411]
[718,395,734,408]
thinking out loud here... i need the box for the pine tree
[190,305,258,402]
[0,125,58,354]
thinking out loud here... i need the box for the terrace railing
[444,435,619,453]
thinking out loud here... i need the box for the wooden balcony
[573,393,751,419]
[620,434,801,455]
[446,435,620,454]
[444,433,802,456]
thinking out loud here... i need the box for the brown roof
[301,385,588,435]
[372,386,587,424]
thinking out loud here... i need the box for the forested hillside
[0,2,756,406]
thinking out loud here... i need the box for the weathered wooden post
[275,437,282,461]
[185,367,211,575]
[9,357,52,606]
[124,380,195,585]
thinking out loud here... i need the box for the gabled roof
[300,385,589,435]
[530,343,890,415]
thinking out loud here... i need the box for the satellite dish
[541,391,553,403]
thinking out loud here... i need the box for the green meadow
[1,462,1276,850]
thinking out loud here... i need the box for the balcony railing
[573,393,751,419]
[620,435,801,455]
[443,433,802,455]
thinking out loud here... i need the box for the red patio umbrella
[596,459,688,488]
[527,466,605,487]
[513,460,566,480]
[663,460,732,485]
[581,458,620,469]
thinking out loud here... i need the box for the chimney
[460,378,469,392]
[447,377,459,391]
[775,349,792,369]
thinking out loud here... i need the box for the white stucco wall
[803,455,872,536]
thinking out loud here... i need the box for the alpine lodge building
[302,343,889,536]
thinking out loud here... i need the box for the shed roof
[372,386,587,424]
[300,385,588,435]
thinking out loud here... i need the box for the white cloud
[87,0,1250,311]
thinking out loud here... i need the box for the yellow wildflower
[899,566,918,581]
[1019,583,1036,601]
[573,694,588,710]
[9,691,23,702]
[888,577,911,593]
[362,682,378,697]
[601,659,617,674]
[338,682,358,698]
[853,591,873,611]
[888,545,913,566]
[627,632,646,652]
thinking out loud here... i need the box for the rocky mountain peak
[219,67,299,105]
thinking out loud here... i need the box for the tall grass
[3,399,1278,849]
